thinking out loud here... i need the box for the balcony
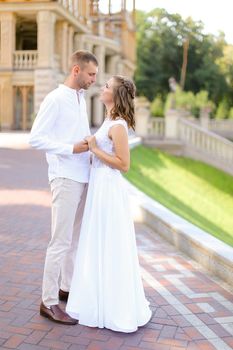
[13,51,38,70]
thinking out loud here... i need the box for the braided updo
[110,75,136,130]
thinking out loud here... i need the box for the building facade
[0,0,136,130]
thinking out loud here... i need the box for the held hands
[73,136,98,154]
[85,136,98,153]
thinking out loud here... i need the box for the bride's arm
[86,125,130,172]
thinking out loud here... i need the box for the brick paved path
[0,146,233,350]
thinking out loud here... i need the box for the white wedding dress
[66,118,152,333]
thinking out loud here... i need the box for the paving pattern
[0,144,233,350]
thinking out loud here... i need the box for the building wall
[0,0,136,130]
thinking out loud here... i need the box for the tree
[135,8,230,105]
[217,44,233,106]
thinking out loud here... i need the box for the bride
[66,75,152,333]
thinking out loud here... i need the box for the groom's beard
[82,82,92,90]
[78,79,93,90]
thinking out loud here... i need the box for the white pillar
[85,93,91,124]
[35,11,57,113]
[0,12,15,129]
[37,11,56,68]
[74,34,85,51]
[92,95,104,126]
[85,41,93,52]
[68,25,74,59]
[117,59,124,75]
[108,54,120,75]
[94,45,105,84]
[0,12,16,68]
[200,108,210,129]
[165,109,179,139]
[61,21,68,73]
[134,97,150,137]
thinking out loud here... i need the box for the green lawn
[125,146,233,247]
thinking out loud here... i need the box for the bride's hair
[109,75,136,130]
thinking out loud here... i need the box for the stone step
[143,138,184,156]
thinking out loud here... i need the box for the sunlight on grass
[125,146,233,247]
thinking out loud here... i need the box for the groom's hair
[70,50,98,70]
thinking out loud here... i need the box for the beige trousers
[42,178,87,306]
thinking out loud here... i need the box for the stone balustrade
[208,119,233,139]
[147,117,165,139]
[178,117,233,174]
[14,51,38,69]
[209,119,233,130]
[135,99,233,174]
[57,0,87,21]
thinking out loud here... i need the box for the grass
[125,146,233,247]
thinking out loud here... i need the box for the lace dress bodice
[92,118,128,169]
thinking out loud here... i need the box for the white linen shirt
[29,84,91,183]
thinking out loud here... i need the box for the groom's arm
[29,95,73,155]
[29,95,88,154]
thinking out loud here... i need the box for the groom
[29,50,98,324]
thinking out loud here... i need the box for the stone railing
[57,0,88,22]
[14,51,38,69]
[208,119,233,139]
[147,117,165,138]
[178,118,233,174]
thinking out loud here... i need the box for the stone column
[92,95,104,127]
[0,12,16,69]
[85,41,93,52]
[94,45,105,84]
[135,97,150,137]
[200,107,210,129]
[165,109,180,139]
[0,12,15,129]
[117,59,124,75]
[85,94,91,124]
[0,74,14,129]
[108,54,120,75]
[21,86,28,130]
[34,11,56,113]
[61,21,69,73]
[98,21,105,36]
[68,25,74,59]
[37,11,55,68]
[74,34,85,51]
[73,0,79,17]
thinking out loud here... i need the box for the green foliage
[135,8,232,105]
[150,95,164,117]
[164,88,195,114]
[125,146,233,247]
[217,44,233,106]
[194,90,216,117]
[228,107,233,119]
[176,89,196,111]
[195,90,209,109]
[216,99,229,119]
[164,93,174,113]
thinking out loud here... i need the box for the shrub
[150,95,164,117]
[216,100,229,119]
[228,107,233,119]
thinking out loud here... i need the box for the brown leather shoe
[40,302,77,325]
[59,289,69,302]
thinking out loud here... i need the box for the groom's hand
[73,140,89,154]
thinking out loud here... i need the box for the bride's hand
[84,136,92,143]
[86,136,97,152]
